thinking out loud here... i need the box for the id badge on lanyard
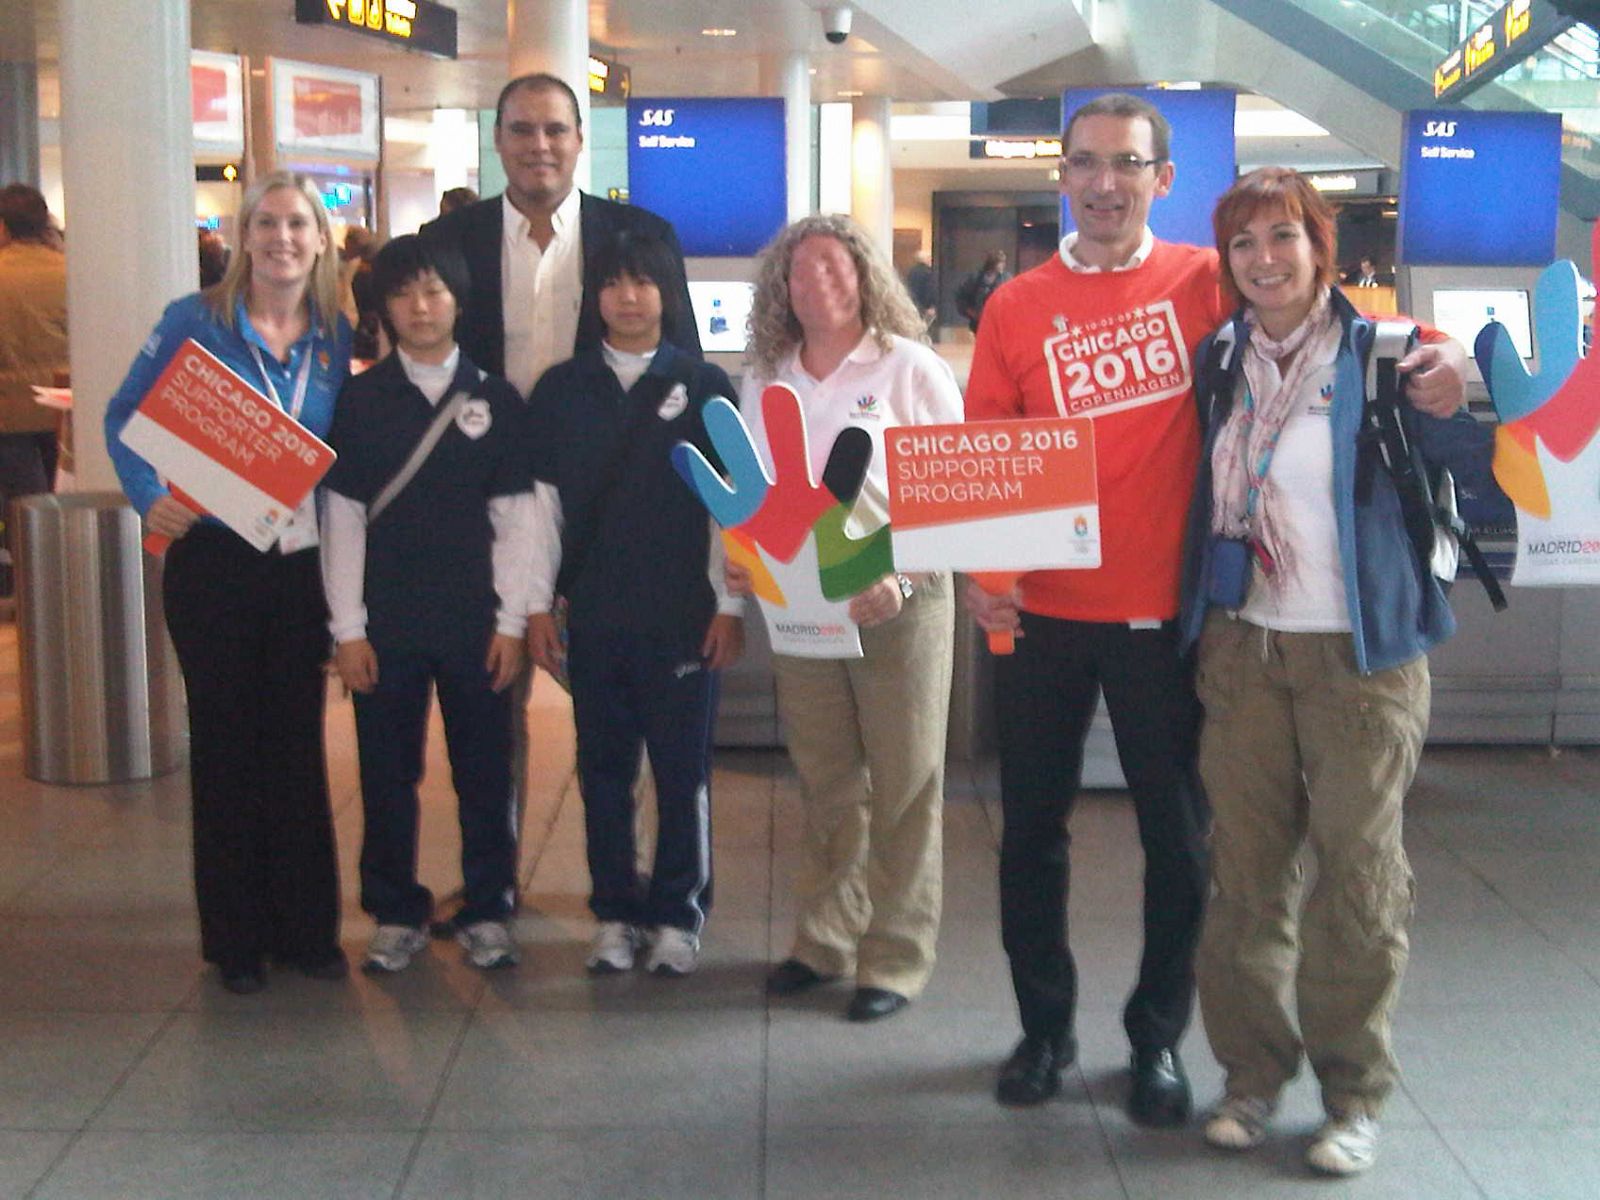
[250,342,320,553]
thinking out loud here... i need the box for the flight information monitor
[687,281,756,355]
[1432,287,1535,360]
[1399,109,1562,266]
[627,98,787,257]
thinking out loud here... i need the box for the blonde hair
[746,213,927,377]
[204,169,340,339]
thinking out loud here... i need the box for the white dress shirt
[501,188,583,397]
[1059,226,1156,274]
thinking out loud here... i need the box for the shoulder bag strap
[368,388,472,523]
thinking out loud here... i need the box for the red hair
[1213,167,1340,309]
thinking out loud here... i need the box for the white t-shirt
[1232,347,1351,632]
[740,333,963,536]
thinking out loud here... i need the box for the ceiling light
[839,89,864,97]
[700,28,737,37]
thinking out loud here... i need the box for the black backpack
[1199,317,1506,611]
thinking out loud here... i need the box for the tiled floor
[3,621,1600,1198]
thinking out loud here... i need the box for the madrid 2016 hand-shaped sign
[672,383,893,657]
[1477,222,1600,586]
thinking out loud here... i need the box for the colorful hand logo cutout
[1477,222,1600,521]
[672,383,893,612]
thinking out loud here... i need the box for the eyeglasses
[1062,153,1164,178]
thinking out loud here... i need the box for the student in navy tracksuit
[525,230,743,978]
[321,235,533,975]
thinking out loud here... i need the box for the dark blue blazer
[419,191,701,384]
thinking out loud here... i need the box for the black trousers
[994,613,1208,1053]
[0,430,57,501]
[567,623,717,933]
[353,639,515,928]
[163,525,340,972]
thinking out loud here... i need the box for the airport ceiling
[12,0,1027,111]
[8,0,1379,171]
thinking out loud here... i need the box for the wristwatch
[894,573,916,601]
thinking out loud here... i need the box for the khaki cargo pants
[1194,612,1429,1117]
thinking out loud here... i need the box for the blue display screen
[1059,88,1237,250]
[626,98,788,257]
[1398,109,1562,267]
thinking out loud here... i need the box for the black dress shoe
[996,1033,1077,1106]
[295,950,349,981]
[766,958,838,996]
[219,966,266,995]
[1128,1047,1192,1127]
[845,987,909,1022]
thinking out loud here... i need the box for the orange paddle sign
[968,569,1024,655]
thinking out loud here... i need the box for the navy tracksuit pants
[567,623,717,934]
[353,641,516,928]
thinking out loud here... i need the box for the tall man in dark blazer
[419,71,699,400]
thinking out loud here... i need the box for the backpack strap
[1196,314,1244,433]
[1361,321,1506,611]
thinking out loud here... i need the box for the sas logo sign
[639,108,676,127]
[1423,120,1458,138]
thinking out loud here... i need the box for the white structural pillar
[0,63,41,187]
[506,0,591,192]
[760,53,813,222]
[430,108,474,203]
[851,95,893,251]
[60,0,195,492]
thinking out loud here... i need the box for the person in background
[730,213,961,1023]
[905,248,938,341]
[321,234,532,975]
[338,226,382,361]
[104,169,350,995]
[0,184,68,506]
[197,228,229,289]
[524,229,743,979]
[439,186,479,216]
[955,249,1009,334]
[1345,255,1388,288]
[1182,167,1496,1177]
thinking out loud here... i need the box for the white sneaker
[586,921,639,974]
[644,926,700,977]
[456,920,519,970]
[1307,1113,1379,1176]
[1203,1094,1275,1151]
[364,924,429,974]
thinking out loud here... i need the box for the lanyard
[248,341,313,422]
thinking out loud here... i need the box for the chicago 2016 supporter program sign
[117,339,335,552]
[885,418,1100,571]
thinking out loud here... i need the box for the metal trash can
[11,492,186,783]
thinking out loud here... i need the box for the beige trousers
[772,574,954,997]
[1194,613,1429,1117]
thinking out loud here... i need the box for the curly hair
[746,213,927,377]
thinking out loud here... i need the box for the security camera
[823,4,853,44]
